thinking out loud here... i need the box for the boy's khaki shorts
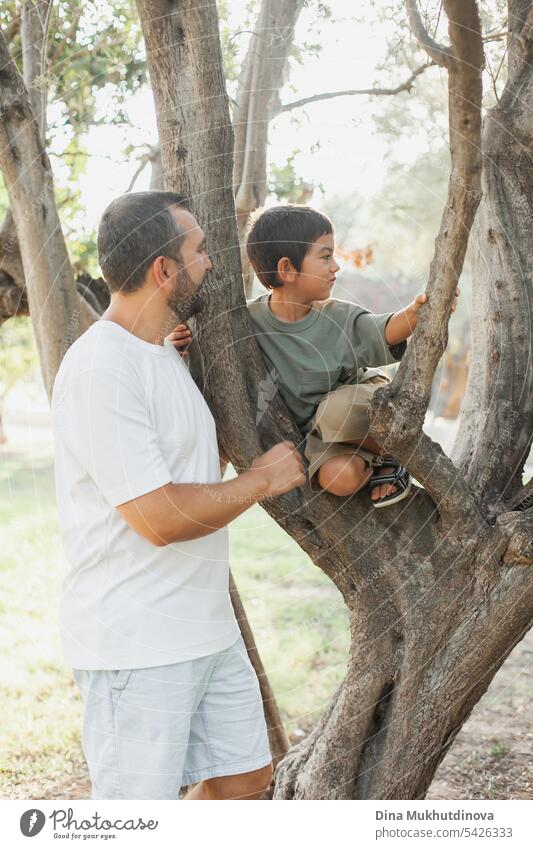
[304,374,391,490]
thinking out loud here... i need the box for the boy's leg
[317,452,373,497]
[344,435,401,501]
[310,377,400,500]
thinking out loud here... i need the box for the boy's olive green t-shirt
[247,293,407,430]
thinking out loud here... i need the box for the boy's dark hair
[246,204,333,289]
[97,191,190,293]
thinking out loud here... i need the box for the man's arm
[117,441,305,546]
[218,442,229,477]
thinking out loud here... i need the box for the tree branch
[369,0,484,524]
[278,62,435,113]
[21,0,52,143]
[233,0,304,217]
[406,0,453,68]
[232,0,305,296]
[502,479,533,514]
[496,510,533,566]
[125,153,150,192]
[5,12,21,42]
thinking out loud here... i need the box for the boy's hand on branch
[409,292,429,315]
[386,288,460,345]
[408,287,460,319]
[166,323,192,358]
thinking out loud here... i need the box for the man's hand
[166,323,192,358]
[248,441,306,499]
[117,442,306,546]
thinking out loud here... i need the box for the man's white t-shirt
[51,319,239,670]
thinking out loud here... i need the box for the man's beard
[167,265,206,322]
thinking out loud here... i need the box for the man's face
[165,207,212,320]
[293,233,340,301]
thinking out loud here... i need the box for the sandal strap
[372,454,400,468]
[368,463,410,493]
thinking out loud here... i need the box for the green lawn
[0,442,348,798]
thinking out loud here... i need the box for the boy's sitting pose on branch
[244,205,459,506]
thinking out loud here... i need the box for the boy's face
[278,232,340,302]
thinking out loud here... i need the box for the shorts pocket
[111,669,133,691]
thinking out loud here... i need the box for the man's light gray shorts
[72,635,272,800]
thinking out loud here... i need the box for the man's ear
[151,255,172,290]
[276,257,297,285]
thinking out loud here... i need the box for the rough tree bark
[136,0,532,800]
[451,0,533,510]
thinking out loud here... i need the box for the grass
[0,440,349,798]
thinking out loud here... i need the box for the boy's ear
[276,256,297,284]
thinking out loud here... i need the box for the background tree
[0,0,146,317]
[0,0,531,799]
[0,317,34,442]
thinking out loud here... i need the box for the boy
[244,204,459,506]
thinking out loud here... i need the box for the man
[51,191,305,800]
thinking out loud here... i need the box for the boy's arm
[385,289,460,346]
[165,323,192,357]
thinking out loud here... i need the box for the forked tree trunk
[136,0,532,799]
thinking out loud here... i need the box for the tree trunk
[451,0,533,510]
[137,0,533,800]
[0,20,96,397]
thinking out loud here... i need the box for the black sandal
[368,456,412,508]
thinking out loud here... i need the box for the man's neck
[268,290,313,323]
[101,294,171,346]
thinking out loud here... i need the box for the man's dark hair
[97,191,190,293]
[246,204,333,289]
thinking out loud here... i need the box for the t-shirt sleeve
[349,309,407,367]
[55,366,172,507]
